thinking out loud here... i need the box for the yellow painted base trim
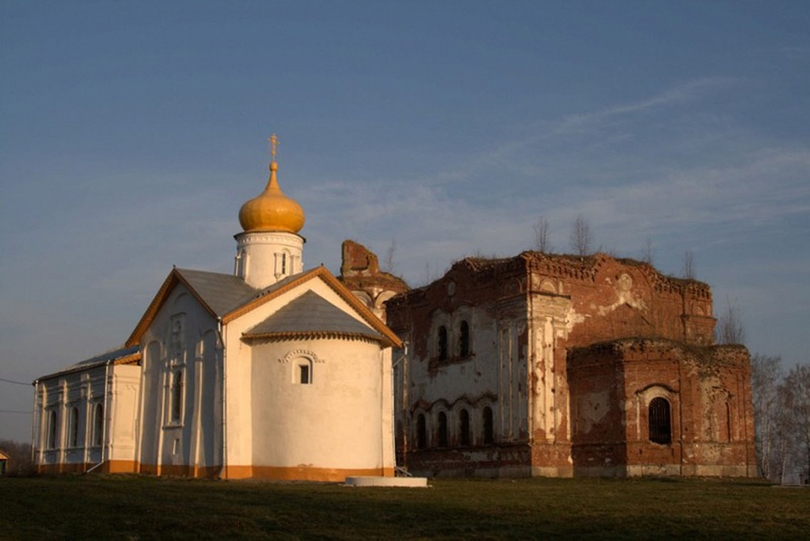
[224,465,394,482]
[138,463,221,478]
[39,461,393,482]
[37,460,139,475]
[106,460,139,473]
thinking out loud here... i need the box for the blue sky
[1,1,809,442]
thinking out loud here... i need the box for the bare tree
[0,439,34,476]
[751,355,782,479]
[383,238,397,274]
[533,215,552,253]
[716,297,746,345]
[641,238,655,266]
[681,250,696,279]
[421,262,439,286]
[751,355,810,483]
[569,214,593,257]
[782,364,810,484]
[775,375,801,484]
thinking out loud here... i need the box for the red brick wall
[568,339,755,476]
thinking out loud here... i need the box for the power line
[0,377,31,386]
[0,410,30,414]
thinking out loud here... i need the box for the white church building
[32,141,401,481]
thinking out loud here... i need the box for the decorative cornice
[280,349,324,363]
[243,331,384,345]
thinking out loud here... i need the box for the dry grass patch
[1,475,808,539]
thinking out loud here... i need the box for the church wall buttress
[523,288,574,476]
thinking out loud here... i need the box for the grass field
[1,475,808,540]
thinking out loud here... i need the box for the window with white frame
[47,410,58,450]
[459,320,471,357]
[295,358,313,385]
[171,370,184,423]
[68,406,79,448]
[93,403,104,447]
[275,251,291,278]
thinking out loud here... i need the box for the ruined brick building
[341,243,756,478]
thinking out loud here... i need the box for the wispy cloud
[553,77,736,133]
[295,77,809,285]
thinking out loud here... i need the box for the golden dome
[238,161,306,234]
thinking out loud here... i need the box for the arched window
[68,406,79,448]
[483,406,494,444]
[276,251,289,277]
[459,320,470,357]
[294,357,314,384]
[416,414,427,450]
[47,410,58,450]
[235,249,247,278]
[649,397,672,445]
[298,362,311,384]
[438,326,448,360]
[171,370,184,423]
[93,403,104,446]
[438,412,448,447]
[459,409,471,446]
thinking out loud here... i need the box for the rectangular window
[299,364,310,384]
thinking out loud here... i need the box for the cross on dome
[269,133,279,160]
[238,134,305,234]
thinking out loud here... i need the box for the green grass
[1,475,808,540]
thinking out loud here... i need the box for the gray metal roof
[175,268,310,317]
[38,345,140,381]
[244,290,384,341]
[175,268,259,316]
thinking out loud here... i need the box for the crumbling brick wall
[386,249,754,478]
[568,338,755,477]
[338,240,409,322]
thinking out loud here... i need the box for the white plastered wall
[137,282,221,473]
[107,364,141,466]
[406,300,529,448]
[249,337,388,471]
[223,276,393,474]
[33,361,140,471]
[235,231,304,289]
